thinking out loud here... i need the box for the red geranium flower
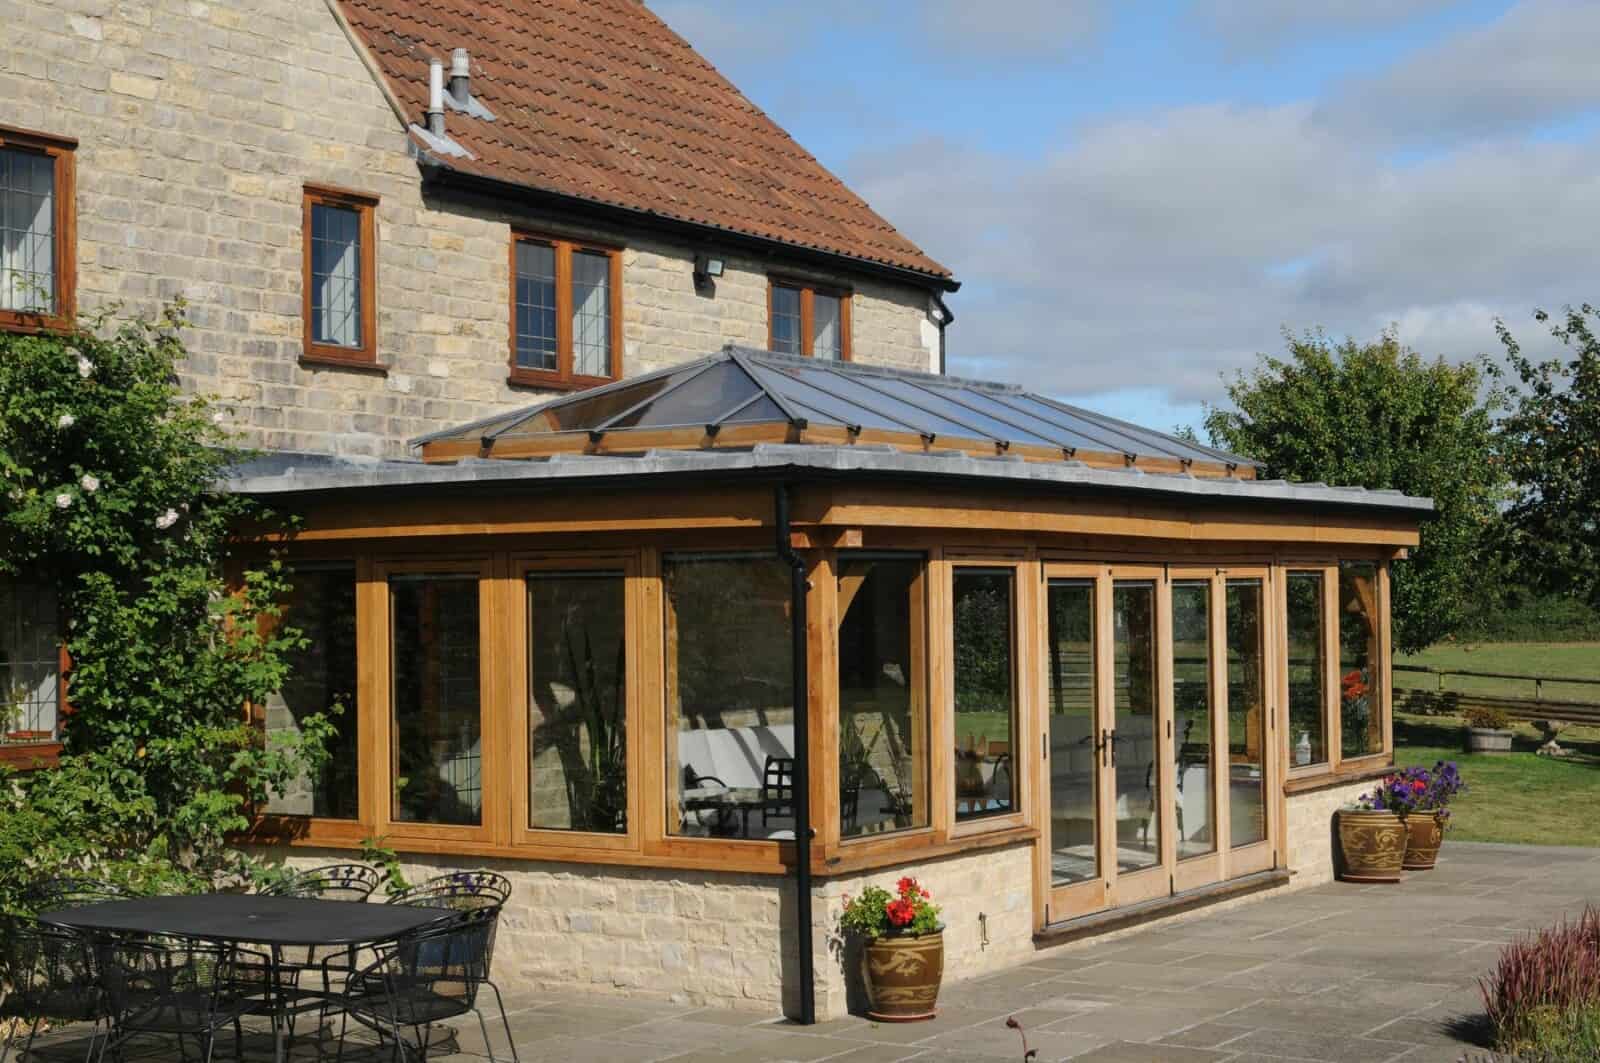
[886,898,915,927]
[896,877,917,897]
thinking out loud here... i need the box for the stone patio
[21,842,1600,1062]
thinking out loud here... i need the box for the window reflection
[838,555,927,839]
[1112,582,1160,872]
[1171,580,1214,861]
[1047,580,1098,886]
[1287,572,1327,768]
[1340,563,1382,759]
[391,575,482,826]
[528,571,627,834]
[665,556,795,840]
[953,569,1015,822]
[266,566,359,819]
[1227,579,1267,847]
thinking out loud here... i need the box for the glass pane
[1047,580,1097,887]
[811,293,842,360]
[770,284,801,355]
[1227,579,1267,848]
[838,555,927,839]
[612,360,762,429]
[572,250,612,377]
[1172,580,1214,861]
[310,203,362,348]
[515,241,558,372]
[953,569,1015,822]
[391,575,482,826]
[265,567,359,819]
[1287,572,1327,768]
[1340,563,1382,759]
[1112,582,1160,873]
[0,580,59,743]
[0,148,56,313]
[528,571,627,833]
[665,556,794,840]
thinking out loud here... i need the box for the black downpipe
[774,483,815,1025]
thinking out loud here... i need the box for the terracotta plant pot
[1402,811,1446,871]
[861,930,944,1021]
[1336,808,1406,883]
[1466,727,1514,753]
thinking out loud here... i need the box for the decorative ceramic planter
[862,930,944,1021]
[1466,727,1514,753]
[1402,811,1446,870]
[1336,808,1406,883]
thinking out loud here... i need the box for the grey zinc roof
[409,346,1261,471]
[223,444,1433,515]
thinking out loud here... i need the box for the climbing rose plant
[0,302,332,909]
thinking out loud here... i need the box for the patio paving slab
[16,842,1597,1063]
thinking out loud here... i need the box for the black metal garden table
[40,893,449,1063]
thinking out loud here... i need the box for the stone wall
[1284,778,1375,886]
[2,0,944,460]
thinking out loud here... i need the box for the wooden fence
[1394,664,1600,726]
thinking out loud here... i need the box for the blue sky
[651,0,1600,436]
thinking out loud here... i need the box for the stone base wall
[1285,778,1376,886]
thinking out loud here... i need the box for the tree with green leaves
[0,303,330,908]
[1204,329,1505,653]
[1496,306,1600,610]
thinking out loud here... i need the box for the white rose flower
[80,474,100,493]
[212,411,226,425]
[55,493,73,510]
[77,356,94,379]
[155,508,180,530]
[57,413,76,429]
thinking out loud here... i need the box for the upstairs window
[0,126,75,332]
[302,185,379,368]
[769,279,850,361]
[511,233,622,390]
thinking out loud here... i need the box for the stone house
[1,0,1425,1025]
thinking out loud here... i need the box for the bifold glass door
[1042,565,1276,926]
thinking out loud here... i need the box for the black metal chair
[96,937,250,1063]
[385,871,511,914]
[760,755,795,833]
[332,906,518,1063]
[20,877,130,913]
[0,916,106,1063]
[258,864,383,903]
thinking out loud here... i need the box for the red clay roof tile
[336,0,953,282]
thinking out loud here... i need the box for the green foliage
[1463,706,1511,731]
[0,303,325,911]
[358,835,410,896]
[559,627,626,833]
[1204,329,1506,652]
[1496,307,1600,612]
[838,878,942,940]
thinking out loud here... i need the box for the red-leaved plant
[1481,906,1600,1050]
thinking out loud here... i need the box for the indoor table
[40,893,450,1063]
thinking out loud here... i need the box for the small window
[301,185,378,368]
[510,233,622,390]
[0,580,61,746]
[768,279,851,361]
[0,125,75,332]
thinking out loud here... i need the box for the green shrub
[0,303,327,911]
[1463,706,1511,730]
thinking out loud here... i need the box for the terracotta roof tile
[337,0,954,282]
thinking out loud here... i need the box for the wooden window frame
[507,231,624,392]
[767,277,853,361]
[301,184,382,372]
[0,124,76,335]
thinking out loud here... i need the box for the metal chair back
[386,870,511,912]
[261,863,383,903]
[21,876,129,912]
[0,916,101,1024]
[96,937,237,1039]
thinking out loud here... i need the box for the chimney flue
[449,48,471,109]
[427,57,446,135]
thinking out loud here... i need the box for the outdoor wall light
[693,251,726,280]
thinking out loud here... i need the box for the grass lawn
[1396,641,1600,703]
[1395,711,1600,846]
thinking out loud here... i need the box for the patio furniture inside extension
[2,867,519,1063]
